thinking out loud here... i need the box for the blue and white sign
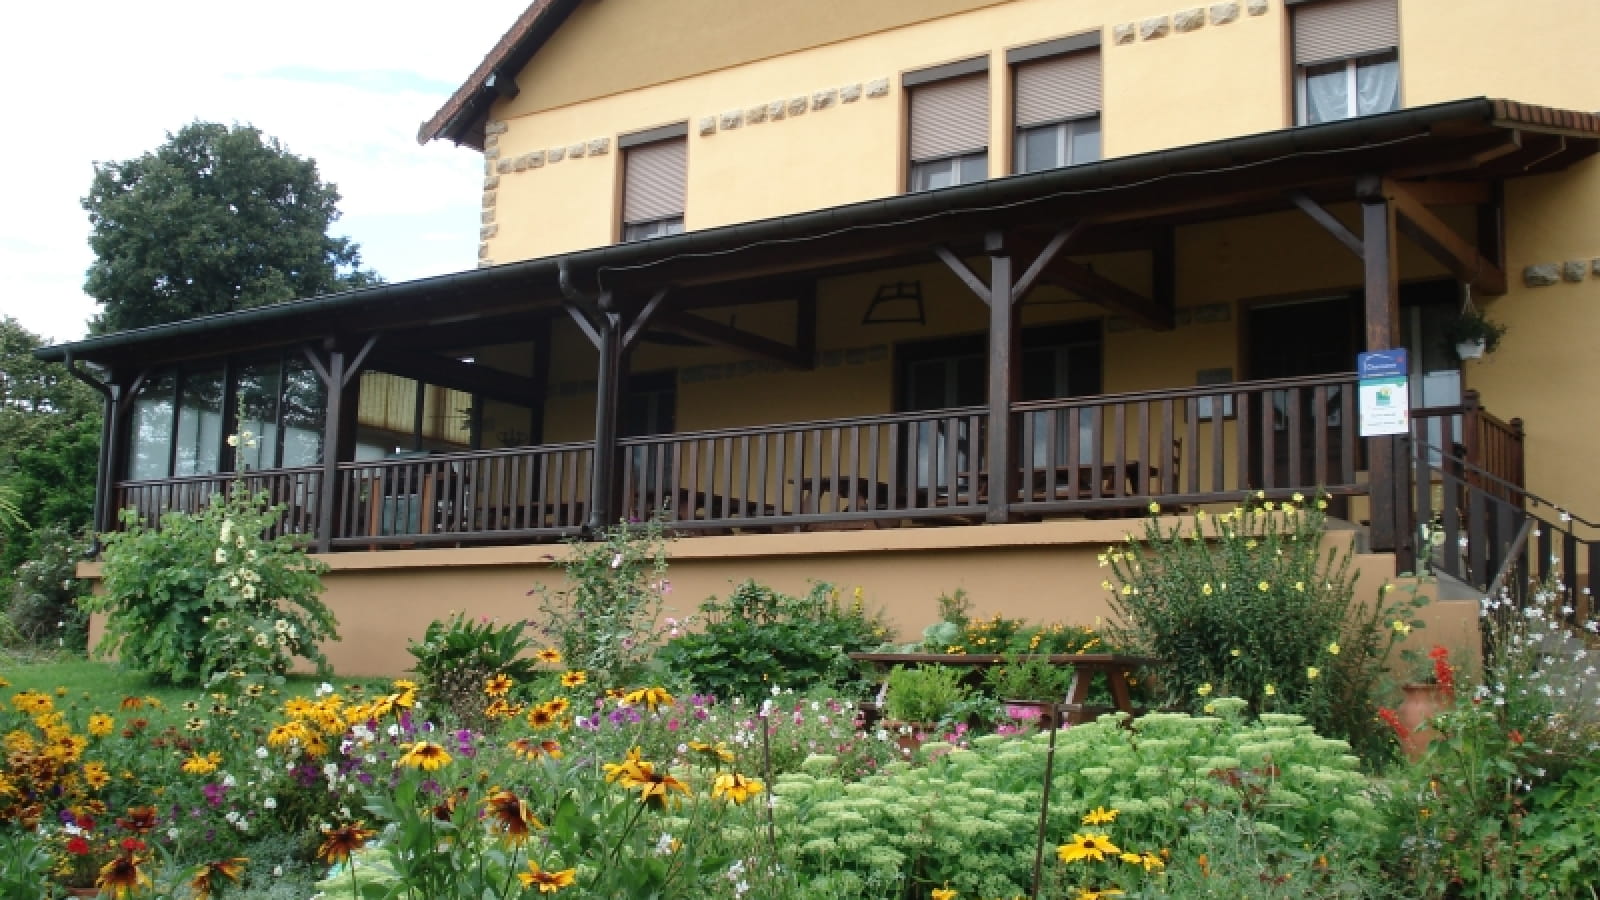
[1357,349,1410,437]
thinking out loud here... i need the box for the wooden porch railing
[113,467,322,540]
[617,407,989,530]
[1010,373,1362,514]
[327,442,591,548]
[108,378,1541,556]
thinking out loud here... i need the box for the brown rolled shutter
[1293,0,1399,66]
[1014,49,1101,129]
[908,73,990,163]
[622,138,687,224]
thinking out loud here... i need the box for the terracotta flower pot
[1398,682,1452,761]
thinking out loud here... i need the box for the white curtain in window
[1305,70,1349,123]
[1356,59,1400,115]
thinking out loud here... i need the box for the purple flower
[202,783,229,807]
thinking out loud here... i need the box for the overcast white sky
[0,0,531,344]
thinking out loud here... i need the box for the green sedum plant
[1105,493,1424,759]
[883,664,969,725]
[93,474,335,685]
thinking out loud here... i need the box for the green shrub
[5,524,90,651]
[408,610,541,727]
[983,653,1072,703]
[883,664,969,725]
[530,520,671,688]
[92,478,335,686]
[658,581,889,704]
[1105,494,1423,759]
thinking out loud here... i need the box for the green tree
[82,122,381,333]
[0,317,100,466]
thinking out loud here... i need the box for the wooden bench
[847,652,1159,726]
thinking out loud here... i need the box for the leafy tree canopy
[0,317,100,469]
[82,122,381,334]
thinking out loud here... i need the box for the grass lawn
[0,651,391,728]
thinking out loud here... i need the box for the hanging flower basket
[1454,338,1486,360]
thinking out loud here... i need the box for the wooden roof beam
[652,311,813,370]
[367,351,541,408]
[1384,178,1508,295]
[1040,258,1175,331]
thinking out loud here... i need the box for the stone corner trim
[1113,22,1137,44]
[1173,7,1206,32]
[1210,2,1240,25]
[1523,263,1560,287]
[1247,0,1269,15]
[1140,16,1170,40]
[698,116,718,136]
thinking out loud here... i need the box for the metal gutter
[37,96,1566,365]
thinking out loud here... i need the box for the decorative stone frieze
[588,137,609,155]
[478,242,490,259]
[1563,260,1587,282]
[1523,264,1560,286]
[567,142,587,159]
[480,224,498,240]
[483,176,500,191]
[1140,16,1170,39]
[788,97,808,117]
[720,109,743,129]
[484,133,500,152]
[1173,8,1205,31]
[482,191,497,209]
[484,121,508,136]
[481,209,495,225]
[745,104,768,125]
[812,88,837,110]
[1113,23,1137,44]
[513,155,530,172]
[866,78,890,98]
[527,151,545,168]
[547,146,566,163]
[699,116,718,136]
[1210,2,1240,24]
[484,159,495,175]
[496,158,512,175]
[840,82,862,103]
[1247,0,1268,15]
[767,100,787,121]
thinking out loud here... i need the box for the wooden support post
[796,280,818,366]
[987,231,1018,524]
[528,317,551,446]
[588,296,623,532]
[1359,178,1403,556]
[315,347,346,554]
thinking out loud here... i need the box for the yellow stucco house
[46,0,1600,673]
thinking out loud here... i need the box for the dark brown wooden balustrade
[1011,374,1362,515]
[617,407,989,530]
[1412,389,1525,507]
[113,468,322,540]
[328,443,591,548]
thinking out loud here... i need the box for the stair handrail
[1415,441,1600,534]
[1482,517,1534,602]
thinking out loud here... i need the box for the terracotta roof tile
[418,0,567,148]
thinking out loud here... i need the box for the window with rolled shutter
[1291,0,1401,124]
[1010,38,1102,173]
[621,128,687,240]
[904,59,990,191]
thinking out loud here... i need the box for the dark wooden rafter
[620,287,671,351]
[652,311,813,370]
[368,351,541,408]
[1039,259,1175,331]
[1384,178,1508,295]
[1287,191,1364,259]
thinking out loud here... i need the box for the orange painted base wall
[82,518,1478,678]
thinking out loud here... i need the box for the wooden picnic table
[847,652,1159,725]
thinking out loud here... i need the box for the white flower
[263,797,277,810]
[223,774,237,788]
[214,548,228,564]
[253,632,269,647]
[610,553,624,569]
[655,833,676,855]
[255,746,269,759]
[64,824,82,836]
[317,682,334,697]
[168,828,180,842]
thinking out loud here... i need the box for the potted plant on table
[1393,644,1458,761]
[984,653,1071,730]
[883,664,969,755]
[1442,306,1506,361]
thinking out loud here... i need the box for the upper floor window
[620,124,688,241]
[905,58,990,192]
[1292,0,1400,124]
[1010,34,1102,174]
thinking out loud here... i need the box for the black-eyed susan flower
[536,647,563,664]
[624,765,690,810]
[623,686,673,712]
[118,696,144,711]
[711,772,763,805]
[181,752,222,775]
[82,761,112,790]
[559,670,587,688]
[116,806,158,834]
[602,747,646,783]
[1057,833,1120,864]
[397,741,452,771]
[1081,806,1118,826]
[543,696,571,718]
[688,740,734,764]
[88,713,114,738]
[317,820,377,864]
[1120,850,1164,872]
[1074,890,1124,899]
[484,789,544,844]
[517,861,577,893]
[932,888,957,900]
[526,706,557,729]
[189,857,247,899]
[484,674,515,697]
[509,738,563,761]
[96,853,152,898]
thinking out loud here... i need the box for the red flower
[121,838,147,853]
[66,836,90,855]
[1509,729,1524,746]
[1378,707,1410,741]
[1428,646,1456,694]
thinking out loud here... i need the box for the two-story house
[47,0,1600,673]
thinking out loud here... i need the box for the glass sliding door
[127,371,177,481]
[173,369,226,476]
